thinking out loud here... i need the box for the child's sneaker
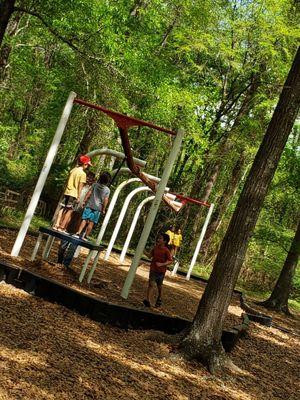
[143,299,151,307]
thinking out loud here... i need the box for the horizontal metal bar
[74,98,176,135]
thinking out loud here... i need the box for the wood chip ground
[0,229,299,399]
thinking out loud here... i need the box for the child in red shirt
[143,233,173,308]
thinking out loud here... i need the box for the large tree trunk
[260,219,300,314]
[0,0,16,47]
[180,46,300,372]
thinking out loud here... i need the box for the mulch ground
[0,228,300,399]
[0,228,242,327]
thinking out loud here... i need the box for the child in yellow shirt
[173,228,182,256]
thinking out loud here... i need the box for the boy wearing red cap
[54,155,92,231]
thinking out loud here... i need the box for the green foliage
[0,208,50,231]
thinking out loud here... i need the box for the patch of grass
[288,299,300,313]
[175,262,300,313]
[0,208,50,232]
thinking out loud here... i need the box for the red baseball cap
[79,155,92,166]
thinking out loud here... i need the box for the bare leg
[146,280,155,304]
[157,283,163,300]
[85,221,94,237]
[60,209,73,230]
[53,207,65,229]
[77,219,87,235]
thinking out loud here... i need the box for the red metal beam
[74,97,181,212]
[74,98,176,136]
[118,127,179,211]
[172,193,211,208]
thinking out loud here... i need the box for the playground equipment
[11,90,182,250]
[170,202,215,280]
[9,87,217,296]
[10,92,184,297]
[119,195,155,263]
[104,186,151,261]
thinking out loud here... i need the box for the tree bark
[202,151,247,255]
[184,69,262,237]
[0,11,24,81]
[0,0,16,47]
[129,0,150,17]
[260,219,300,314]
[180,46,300,372]
[76,114,98,156]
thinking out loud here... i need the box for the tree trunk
[185,69,261,237]
[0,12,28,81]
[76,114,98,156]
[0,0,16,47]
[260,219,300,314]
[180,46,300,372]
[129,0,150,17]
[202,151,247,255]
[183,138,232,238]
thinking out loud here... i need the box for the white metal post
[121,128,184,299]
[171,259,180,276]
[186,203,214,280]
[104,186,151,260]
[30,232,43,261]
[119,195,155,263]
[11,91,77,257]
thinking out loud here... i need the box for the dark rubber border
[0,259,250,352]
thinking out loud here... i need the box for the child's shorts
[149,270,165,285]
[61,195,77,209]
[82,207,101,224]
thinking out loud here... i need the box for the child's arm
[77,182,85,201]
[156,259,173,267]
[102,196,109,214]
[156,249,173,267]
[83,188,92,205]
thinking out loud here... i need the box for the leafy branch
[13,6,124,77]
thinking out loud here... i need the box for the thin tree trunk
[180,46,300,372]
[0,0,15,47]
[184,139,232,237]
[159,10,180,48]
[186,70,261,236]
[129,0,150,17]
[202,151,247,254]
[76,114,98,156]
[260,219,300,314]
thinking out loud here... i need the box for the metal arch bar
[104,186,152,261]
[119,195,155,263]
[86,148,146,168]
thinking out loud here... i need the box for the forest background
[0,0,299,306]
